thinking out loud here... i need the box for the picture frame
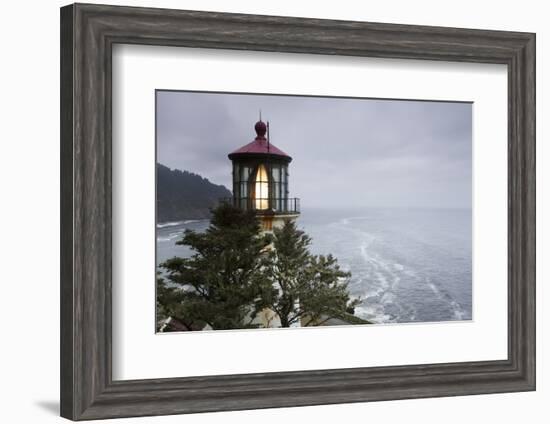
[60,3,535,421]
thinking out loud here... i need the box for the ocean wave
[450,300,466,320]
[381,292,396,305]
[157,219,205,229]
[358,239,376,262]
[374,271,390,289]
[157,221,184,228]
[426,278,468,320]
[362,279,385,299]
[354,304,393,324]
[427,280,440,296]
[157,233,182,243]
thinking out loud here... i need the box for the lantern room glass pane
[270,165,281,183]
[254,164,269,210]
[240,182,248,198]
[240,166,252,184]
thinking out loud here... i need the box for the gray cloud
[157,91,471,209]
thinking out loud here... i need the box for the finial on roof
[254,119,267,138]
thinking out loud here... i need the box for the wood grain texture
[60,3,536,420]
[60,4,75,419]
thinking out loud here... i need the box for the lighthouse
[227,119,300,232]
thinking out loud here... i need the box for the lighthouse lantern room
[227,119,300,231]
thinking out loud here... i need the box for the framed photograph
[60,3,535,421]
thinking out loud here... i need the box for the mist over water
[156,208,472,324]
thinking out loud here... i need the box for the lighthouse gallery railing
[220,197,300,214]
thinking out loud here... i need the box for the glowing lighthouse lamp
[227,118,300,231]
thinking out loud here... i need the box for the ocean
[156,208,472,324]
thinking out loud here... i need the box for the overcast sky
[157,90,471,209]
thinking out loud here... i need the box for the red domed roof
[228,120,291,161]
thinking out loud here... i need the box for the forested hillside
[157,163,231,222]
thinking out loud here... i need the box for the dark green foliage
[159,203,271,330]
[260,220,360,327]
[157,163,232,222]
[156,274,205,331]
[157,205,362,330]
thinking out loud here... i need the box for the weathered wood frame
[60,3,536,420]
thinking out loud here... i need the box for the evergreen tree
[260,220,360,327]
[156,275,200,331]
[159,203,271,330]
